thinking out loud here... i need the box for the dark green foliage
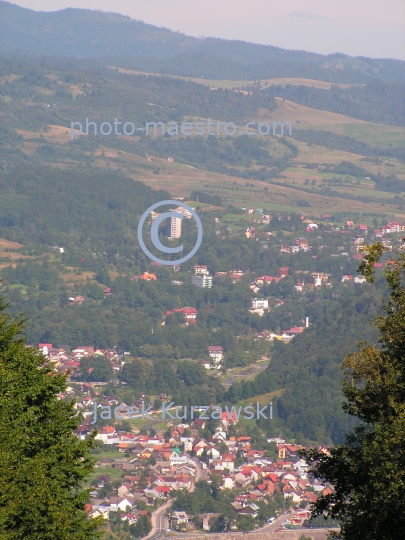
[301,244,405,539]
[0,166,170,247]
[176,361,207,386]
[227,289,381,444]
[190,191,222,206]
[264,80,405,126]
[80,356,114,382]
[291,129,405,162]
[129,515,151,537]
[0,296,103,539]
[172,479,235,519]
[1,4,404,83]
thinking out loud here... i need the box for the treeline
[263,80,405,126]
[190,191,222,206]
[2,6,404,83]
[291,129,405,162]
[326,161,405,193]
[0,56,276,131]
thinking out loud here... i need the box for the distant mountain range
[1,1,404,83]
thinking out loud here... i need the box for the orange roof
[222,411,237,420]
[141,273,157,280]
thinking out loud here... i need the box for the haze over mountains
[1,1,405,82]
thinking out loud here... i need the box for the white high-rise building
[166,215,182,238]
[192,275,212,288]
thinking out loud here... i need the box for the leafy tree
[0,296,103,539]
[129,515,151,538]
[139,475,148,489]
[80,356,113,382]
[210,473,224,499]
[237,515,255,531]
[234,448,245,468]
[200,447,209,464]
[176,361,207,386]
[301,243,405,539]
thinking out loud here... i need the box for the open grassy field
[13,102,405,221]
[238,389,285,408]
[109,67,364,90]
[60,269,96,284]
[0,238,24,251]
[257,98,405,147]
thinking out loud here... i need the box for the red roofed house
[278,444,299,459]
[221,410,238,426]
[256,276,274,285]
[383,221,404,234]
[166,307,197,324]
[302,491,318,503]
[284,327,304,336]
[194,265,209,275]
[38,343,53,356]
[141,272,157,281]
[295,238,309,248]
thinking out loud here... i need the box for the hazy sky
[8,0,405,60]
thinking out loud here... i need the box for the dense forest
[262,80,405,126]
[1,2,405,82]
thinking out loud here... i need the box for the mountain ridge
[1,1,404,82]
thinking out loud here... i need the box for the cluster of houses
[76,401,332,530]
[279,237,312,254]
[37,344,127,377]
[250,267,289,295]
[87,430,199,523]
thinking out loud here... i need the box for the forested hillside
[226,287,382,445]
[1,2,405,82]
[0,167,170,246]
[263,80,405,126]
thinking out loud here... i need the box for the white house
[251,298,269,309]
[207,345,223,364]
[169,452,189,467]
[109,497,133,512]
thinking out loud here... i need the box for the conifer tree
[0,296,103,539]
[301,243,405,539]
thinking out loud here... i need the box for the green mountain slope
[0,166,170,246]
[226,289,381,445]
[1,1,404,82]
